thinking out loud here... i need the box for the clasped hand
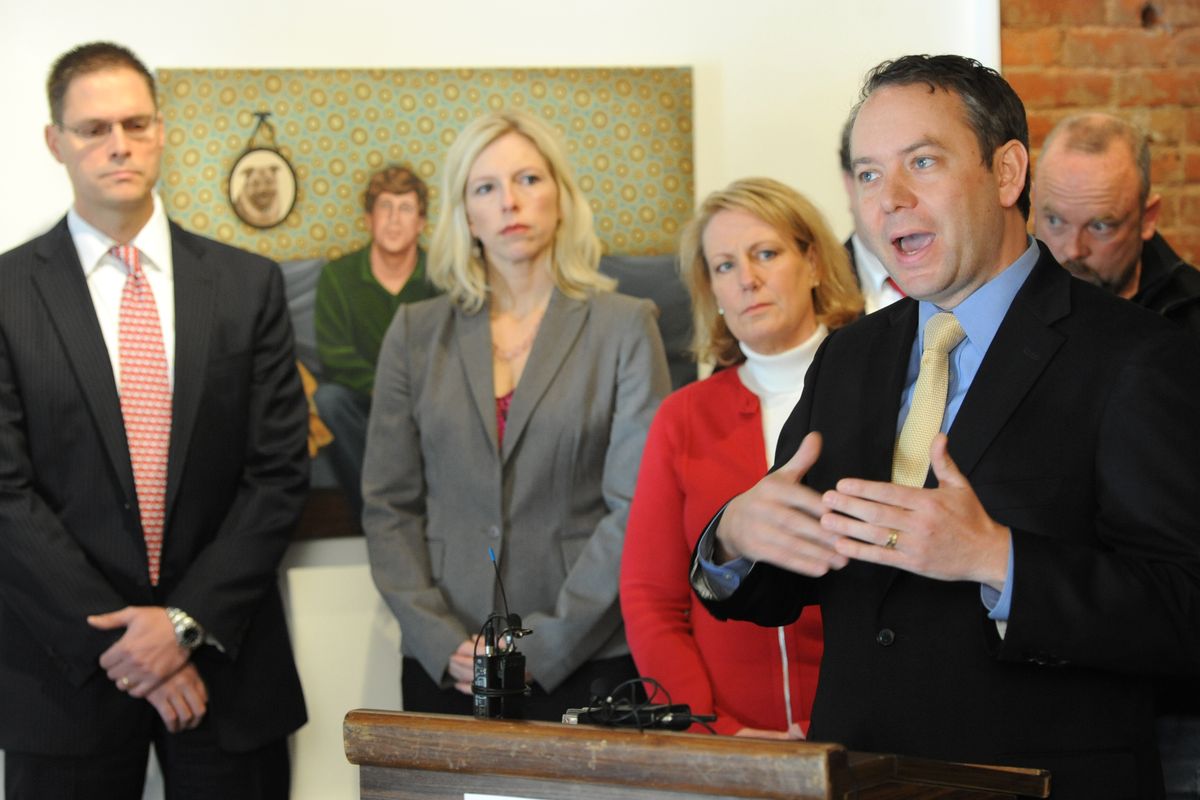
[715,432,1010,589]
[448,636,533,696]
[88,606,206,731]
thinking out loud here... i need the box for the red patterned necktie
[112,245,171,585]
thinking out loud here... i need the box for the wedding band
[120,677,131,689]
[884,531,899,550]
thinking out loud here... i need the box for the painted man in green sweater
[314,165,439,516]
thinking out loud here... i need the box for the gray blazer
[363,288,670,692]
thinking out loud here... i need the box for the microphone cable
[576,676,718,733]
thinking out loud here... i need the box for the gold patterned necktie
[892,311,965,487]
[113,245,172,585]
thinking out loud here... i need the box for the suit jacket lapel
[165,223,215,515]
[865,300,918,482]
[947,250,1068,477]
[501,289,586,464]
[454,303,500,453]
[30,220,135,499]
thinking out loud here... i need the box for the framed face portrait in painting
[229,148,297,229]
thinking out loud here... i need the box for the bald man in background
[1034,112,1200,338]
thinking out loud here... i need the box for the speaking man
[694,55,1200,799]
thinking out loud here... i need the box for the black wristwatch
[165,607,205,651]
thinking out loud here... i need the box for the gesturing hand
[821,434,1010,590]
[715,432,848,577]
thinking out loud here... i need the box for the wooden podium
[344,710,1050,799]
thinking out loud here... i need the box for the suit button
[487,525,501,539]
[876,628,895,647]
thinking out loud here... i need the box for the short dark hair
[47,42,156,126]
[838,111,854,175]
[364,164,429,216]
[854,54,1031,219]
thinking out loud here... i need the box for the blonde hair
[429,109,614,312]
[679,177,863,366]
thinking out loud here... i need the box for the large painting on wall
[157,67,694,261]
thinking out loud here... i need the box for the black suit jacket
[702,245,1200,799]
[0,218,308,755]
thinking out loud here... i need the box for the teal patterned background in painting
[156,67,694,261]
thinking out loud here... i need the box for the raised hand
[821,434,1010,589]
[715,432,848,576]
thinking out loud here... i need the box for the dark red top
[495,390,514,447]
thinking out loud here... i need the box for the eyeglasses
[58,115,158,141]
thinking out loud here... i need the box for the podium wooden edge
[344,709,1050,799]
[344,709,849,798]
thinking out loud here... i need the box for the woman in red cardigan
[621,178,863,737]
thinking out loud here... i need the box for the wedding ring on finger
[884,531,899,550]
[120,677,131,689]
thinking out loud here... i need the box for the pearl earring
[717,307,725,316]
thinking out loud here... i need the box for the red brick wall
[1001,0,1200,265]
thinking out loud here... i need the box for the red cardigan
[620,368,822,735]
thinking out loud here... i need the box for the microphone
[472,548,531,720]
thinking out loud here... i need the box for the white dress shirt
[850,233,905,314]
[67,194,176,390]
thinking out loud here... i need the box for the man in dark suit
[0,42,308,799]
[693,55,1200,799]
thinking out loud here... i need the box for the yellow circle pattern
[158,67,693,260]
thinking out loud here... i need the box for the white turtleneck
[736,324,829,466]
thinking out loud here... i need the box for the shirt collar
[68,193,173,278]
[917,236,1040,356]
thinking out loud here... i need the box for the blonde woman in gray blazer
[362,110,671,719]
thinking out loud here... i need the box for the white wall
[0,2,998,797]
[0,0,998,254]
[280,539,402,800]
